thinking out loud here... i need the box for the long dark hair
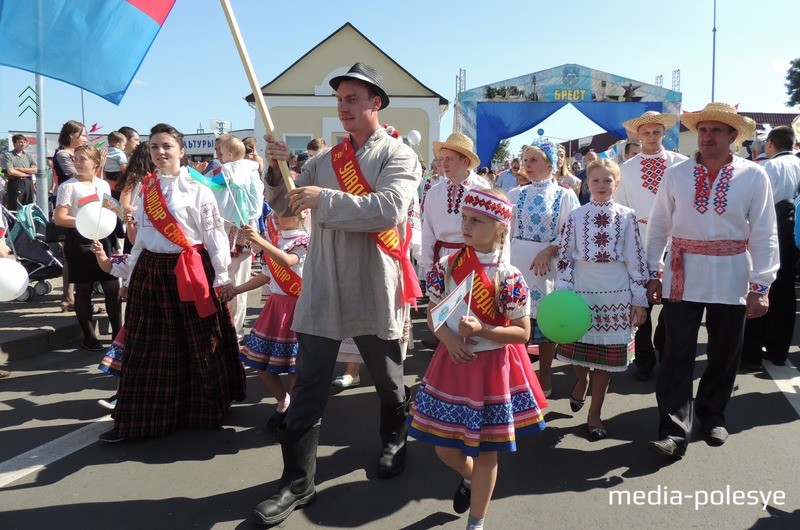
[119,141,155,192]
[57,120,85,149]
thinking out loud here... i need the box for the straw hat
[681,103,756,143]
[432,133,481,170]
[622,111,680,138]
[329,62,390,110]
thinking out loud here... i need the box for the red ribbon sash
[669,237,747,301]
[264,253,303,298]
[330,138,422,307]
[143,181,217,318]
[448,247,509,327]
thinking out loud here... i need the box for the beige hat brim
[682,111,756,143]
[622,113,680,138]
[432,142,481,170]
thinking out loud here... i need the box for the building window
[285,134,313,155]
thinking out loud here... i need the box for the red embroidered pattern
[463,189,512,222]
[590,302,631,332]
[640,156,666,194]
[693,165,734,215]
[669,237,747,301]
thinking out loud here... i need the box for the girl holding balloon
[409,188,546,530]
[54,145,122,352]
[554,159,647,441]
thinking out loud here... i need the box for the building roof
[244,22,448,106]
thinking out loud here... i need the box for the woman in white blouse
[54,145,121,351]
[101,123,245,443]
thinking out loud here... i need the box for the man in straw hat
[256,62,421,525]
[645,102,779,458]
[421,133,490,275]
[740,125,800,371]
[617,111,688,381]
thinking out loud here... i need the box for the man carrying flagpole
[256,62,421,526]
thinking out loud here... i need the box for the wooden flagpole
[218,0,295,193]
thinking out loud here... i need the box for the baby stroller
[2,203,64,301]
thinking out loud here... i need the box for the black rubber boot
[254,425,319,526]
[377,386,411,478]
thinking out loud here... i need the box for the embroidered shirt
[508,179,579,243]
[556,200,648,307]
[127,167,232,288]
[646,154,779,304]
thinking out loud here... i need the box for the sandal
[91,305,105,315]
[587,423,608,441]
[60,302,75,312]
[569,381,587,413]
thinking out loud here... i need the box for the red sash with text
[143,181,217,318]
[448,246,509,327]
[330,138,422,307]
[264,245,303,298]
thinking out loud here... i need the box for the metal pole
[80,89,85,125]
[711,0,717,101]
[35,74,48,216]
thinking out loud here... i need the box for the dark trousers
[634,303,666,370]
[285,333,406,431]
[741,202,797,365]
[5,177,34,209]
[656,301,746,448]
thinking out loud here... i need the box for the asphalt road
[1,301,799,530]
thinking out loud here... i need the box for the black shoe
[378,387,411,479]
[703,426,728,446]
[648,438,685,458]
[452,478,471,514]
[254,482,316,526]
[254,425,320,526]
[738,361,763,373]
[266,411,288,432]
[98,429,125,443]
[82,339,104,352]
[635,367,652,381]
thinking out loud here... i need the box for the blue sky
[1,0,797,156]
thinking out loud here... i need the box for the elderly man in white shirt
[645,103,779,459]
[741,125,800,370]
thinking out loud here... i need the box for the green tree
[786,58,800,107]
[492,139,511,168]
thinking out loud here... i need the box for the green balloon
[536,290,591,344]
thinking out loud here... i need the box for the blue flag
[0,0,176,104]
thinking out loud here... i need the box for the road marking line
[0,416,111,489]
[763,359,800,417]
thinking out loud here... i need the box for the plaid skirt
[112,249,246,438]
[556,341,634,372]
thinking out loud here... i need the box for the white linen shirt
[126,167,231,287]
[616,149,688,243]
[646,155,779,305]
[420,171,490,272]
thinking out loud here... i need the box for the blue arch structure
[455,64,682,166]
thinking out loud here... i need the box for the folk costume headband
[463,189,512,226]
[527,138,559,174]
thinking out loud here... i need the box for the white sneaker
[332,374,360,388]
[97,395,117,410]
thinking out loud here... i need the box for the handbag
[45,221,70,243]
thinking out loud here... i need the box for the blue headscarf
[528,138,559,175]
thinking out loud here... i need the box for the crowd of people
[2,59,800,529]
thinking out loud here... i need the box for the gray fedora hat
[329,62,390,110]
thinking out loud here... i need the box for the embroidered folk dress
[617,149,688,243]
[507,179,579,317]
[240,229,309,373]
[646,155,778,304]
[408,249,547,456]
[420,171,490,273]
[555,200,649,371]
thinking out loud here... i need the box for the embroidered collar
[589,199,614,206]
[527,178,555,189]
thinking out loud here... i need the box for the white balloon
[0,258,29,302]
[407,130,422,146]
[75,202,117,240]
